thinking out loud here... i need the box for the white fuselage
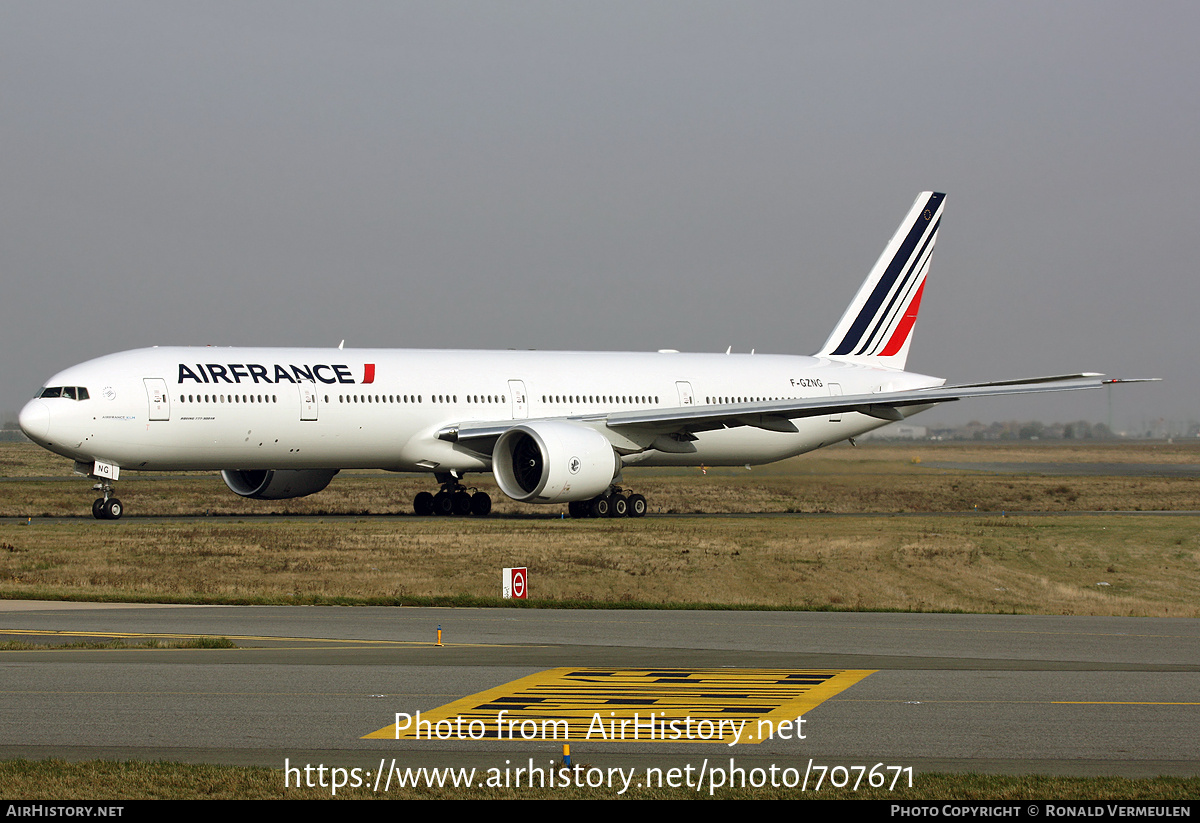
[19,346,941,474]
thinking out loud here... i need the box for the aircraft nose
[18,400,49,441]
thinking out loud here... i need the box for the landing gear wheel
[589,495,611,518]
[453,491,473,516]
[568,500,588,518]
[433,491,454,516]
[470,492,492,517]
[92,498,106,520]
[413,491,434,516]
[609,494,628,517]
[421,473,491,517]
[102,498,122,520]
[627,494,647,517]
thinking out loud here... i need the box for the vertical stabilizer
[817,191,945,370]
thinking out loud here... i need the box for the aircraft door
[676,381,694,406]
[299,384,318,421]
[828,383,842,422]
[144,378,170,421]
[508,380,528,419]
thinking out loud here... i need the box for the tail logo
[821,192,945,362]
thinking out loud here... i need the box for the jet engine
[493,421,619,503]
[221,469,339,500]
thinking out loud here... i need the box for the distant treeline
[926,420,1199,440]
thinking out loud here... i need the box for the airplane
[18,192,1150,520]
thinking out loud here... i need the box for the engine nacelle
[221,469,339,500]
[493,421,619,503]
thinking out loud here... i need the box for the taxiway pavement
[1,602,1197,778]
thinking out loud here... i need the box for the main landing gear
[568,487,647,519]
[91,479,123,520]
[413,473,492,517]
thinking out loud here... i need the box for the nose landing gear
[91,480,123,520]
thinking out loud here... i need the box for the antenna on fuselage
[338,340,344,350]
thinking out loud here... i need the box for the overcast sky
[2,2,1195,433]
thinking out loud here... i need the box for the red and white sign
[502,567,527,599]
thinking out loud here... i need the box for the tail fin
[817,191,945,370]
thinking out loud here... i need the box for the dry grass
[2,440,1197,519]
[0,759,1197,800]
[2,515,1197,616]
[2,441,1198,616]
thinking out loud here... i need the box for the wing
[437,374,1157,454]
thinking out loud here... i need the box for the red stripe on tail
[879,281,925,357]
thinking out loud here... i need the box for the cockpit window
[38,386,89,401]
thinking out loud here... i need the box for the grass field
[3,514,1199,616]
[1,440,1197,615]
[2,759,1198,800]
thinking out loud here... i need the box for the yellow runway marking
[365,667,874,744]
